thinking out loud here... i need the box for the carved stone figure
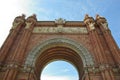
[55,18,66,24]
[88,22,95,31]
[57,25,63,32]
[25,21,33,29]
[12,20,21,29]
[12,14,25,29]
[101,22,108,30]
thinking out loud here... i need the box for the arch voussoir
[24,38,95,79]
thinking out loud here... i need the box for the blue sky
[41,61,78,80]
[28,0,120,47]
[0,0,120,47]
[0,0,120,80]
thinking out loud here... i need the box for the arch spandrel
[24,38,95,68]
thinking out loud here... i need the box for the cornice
[35,21,85,27]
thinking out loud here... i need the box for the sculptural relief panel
[33,26,88,34]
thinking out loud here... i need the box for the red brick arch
[36,46,83,80]
[24,38,95,80]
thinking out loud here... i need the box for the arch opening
[24,38,95,80]
[34,46,84,80]
[41,60,79,80]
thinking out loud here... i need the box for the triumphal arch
[0,14,120,80]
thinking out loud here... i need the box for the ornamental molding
[24,38,94,68]
[1,63,119,73]
[84,65,120,74]
[33,26,88,34]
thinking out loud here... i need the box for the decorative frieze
[2,63,119,74]
[84,66,100,74]
[33,26,88,34]
[0,63,34,73]
[84,64,120,74]
[22,65,34,73]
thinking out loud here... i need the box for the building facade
[0,14,120,80]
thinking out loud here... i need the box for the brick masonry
[0,14,120,80]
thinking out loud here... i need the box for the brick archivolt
[24,37,95,68]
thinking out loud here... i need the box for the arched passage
[35,46,83,79]
[41,60,79,80]
[24,38,95,80]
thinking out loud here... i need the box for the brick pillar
[84,14,113,80]
[95,15,119,80]
[0,15,25,66]
[2,15,37,80]
[84,68,90,80]
[83,66,115,80]
[99,65,115,80]
[2,64,19,80]
[84,14,108,65]
[27,72,35,80]
[96,15,120,65]
[11,14,37,63]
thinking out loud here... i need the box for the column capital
[84,14,96,31]
[96,14,107,23]
[96,15,109,30]
[25,14,37,29]
[84,66,100,74]
[83,64,116,74]
[84,14,95,24]
[12,14,25,29]
[26,14,37,23]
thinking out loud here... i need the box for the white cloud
[41,75,78,80]
[0,0,31,47]
[62,69,70,72]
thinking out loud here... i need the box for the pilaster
[84,14,108,65]
[2,14,37,80]
[96,15,120,66]
[0,14,119,80]
[84,65,116,80]
[99,64,115,80]
[2,63,20,80]
[12,14,37,63]
[0,14,25,68]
